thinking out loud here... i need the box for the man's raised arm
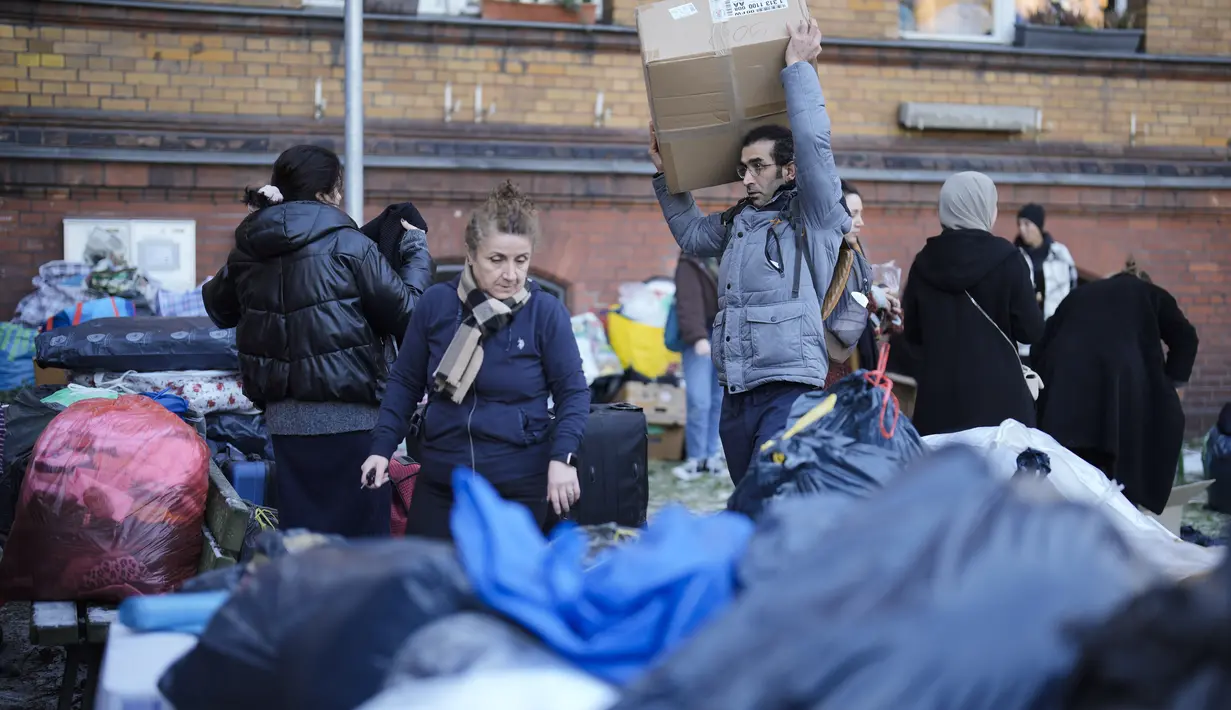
[782,19,850,244]
[648,122,728,257]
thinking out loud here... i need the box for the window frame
[898,0,1017,44]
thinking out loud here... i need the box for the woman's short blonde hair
[464,180,541,253]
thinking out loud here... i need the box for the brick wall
[3,178,1228,432]
[1147,0,1231,57]
[610,0,898,37]
[1,22,1228,146]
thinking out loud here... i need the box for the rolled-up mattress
[36,316,238,372]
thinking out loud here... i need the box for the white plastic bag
[924,420,1222,579]
[571,313,623,386]
[871,260,902,295]
[360,668,617,710]
[617,280,674,328]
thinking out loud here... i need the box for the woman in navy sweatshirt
[362,181,590,539]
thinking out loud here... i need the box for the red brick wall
[3,180,1228,432]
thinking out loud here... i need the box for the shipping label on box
[637,0,809,194]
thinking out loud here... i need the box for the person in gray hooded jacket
[648,19,858,484]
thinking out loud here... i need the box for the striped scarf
[432,265,531,404]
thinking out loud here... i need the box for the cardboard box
[1147,480,1214,536]
[648,425,686,461]
[34,362,68,386]
[637,0,809,194]
[618,382,687,426]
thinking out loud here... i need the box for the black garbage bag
[177,527,325,594]
[727,377,923,520]
[615,446,1155,710]
[0,385,65,537]
[1014,448,1052,479]
[205,412,274,461]
[1061,537,1231,710]
[811,372,924,450]
[1204,403,1231,513]
[159,538,476,710]
[384,612,574,687]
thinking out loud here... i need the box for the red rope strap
[861,341,901,439]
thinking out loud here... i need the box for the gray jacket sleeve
[652,173,728,258]
[782,61,851,250]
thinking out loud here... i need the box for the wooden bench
[29,461,251,710]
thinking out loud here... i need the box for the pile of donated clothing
[35,313,276,502]
[0,310,266,602]
[104,369,1227,710]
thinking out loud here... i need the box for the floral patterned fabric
[70,370,259,415]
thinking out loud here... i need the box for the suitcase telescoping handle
[606,402,642,412]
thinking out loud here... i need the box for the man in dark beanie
[1015,202,1077,360]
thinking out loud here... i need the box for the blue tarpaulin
[450,468,753,685]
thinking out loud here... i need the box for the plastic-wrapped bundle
[158,539,475,710]
[615,446,1156,710]
[0,395,209,602]
[35,316,238,372]
[727,371,923,519]
[383,612,576,686]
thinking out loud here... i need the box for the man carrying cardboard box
[648,19,855,485]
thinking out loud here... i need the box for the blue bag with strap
[0,323,37,391]
[663,296,686,353]
[44,296,135,332]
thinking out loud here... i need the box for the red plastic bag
[0,395,209,602]
[389,456,419,537]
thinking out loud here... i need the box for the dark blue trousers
[719,382,815,485]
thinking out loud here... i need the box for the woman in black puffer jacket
[203,145,433,537]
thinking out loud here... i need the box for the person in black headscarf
[902,172,1043,436]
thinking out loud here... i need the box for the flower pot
[480,0,596,24]
[1013,24,1143,53]
[364,0,420,13]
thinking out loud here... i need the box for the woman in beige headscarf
[901,171,1045,435]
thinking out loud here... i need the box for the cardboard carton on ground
[648,424,686,461]
[637,0,809,194]
[618,381,687,426]
[1147,479,1214,537]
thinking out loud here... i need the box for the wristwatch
[554,453,579,468]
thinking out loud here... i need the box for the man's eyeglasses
[737,161,776,180]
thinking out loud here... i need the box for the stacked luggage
[34,316,276,507]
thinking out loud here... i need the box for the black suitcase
[569,403,649,528]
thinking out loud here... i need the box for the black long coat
[902,228,1044,436]
[1033,273,1199,514]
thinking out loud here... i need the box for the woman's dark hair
[841,179,860,197]
[1123,255,1152,284]
[243,144,343,210]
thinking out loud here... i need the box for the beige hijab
[938,171,998,232]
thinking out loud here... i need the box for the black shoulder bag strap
[788,196,813,301]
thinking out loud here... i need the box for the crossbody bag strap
[964,290,1024,365]
[789,196,863,321]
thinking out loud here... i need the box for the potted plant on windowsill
[1014,1,1144,53]
[480,0,597,24]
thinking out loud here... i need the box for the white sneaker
[672,458,708,482]
[706,454,728,477]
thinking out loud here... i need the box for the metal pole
[344,0,364,222]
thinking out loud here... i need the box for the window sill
[11,0,1231,79]
[898,30,1009,45]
